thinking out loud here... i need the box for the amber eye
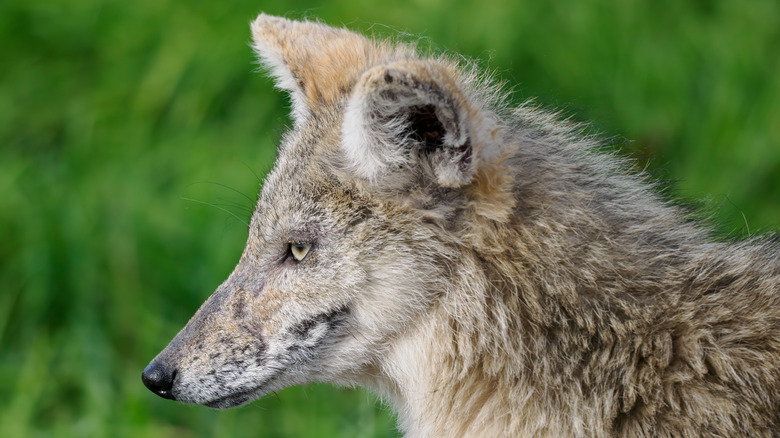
[289,242,312,262]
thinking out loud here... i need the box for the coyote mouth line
[203,372,283,409]
[204,387,260,409]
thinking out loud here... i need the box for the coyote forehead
[143,13,780,437]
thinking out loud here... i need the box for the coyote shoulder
[143,13,780,437]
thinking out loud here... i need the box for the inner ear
[407,104,445,154]
[341,61,476,188]
[407,103,473,179]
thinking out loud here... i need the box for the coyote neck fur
[370,125,780,436]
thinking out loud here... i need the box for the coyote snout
[143,258,358,409]
[144,12,780,437]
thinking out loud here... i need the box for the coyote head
[142,14,509,409]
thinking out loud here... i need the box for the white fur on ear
[341,69,411,183]
[341,62,475,188]
[250,14,311,125]
[250,14,373,127]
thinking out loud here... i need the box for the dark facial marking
[287,306,351,361]
[243,322,268,366]
[293,318,318,339]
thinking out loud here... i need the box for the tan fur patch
[467,156,515,222]
[252,14,371,108]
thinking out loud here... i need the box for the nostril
[141,361,177,400]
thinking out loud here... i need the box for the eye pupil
[289,243,312,261]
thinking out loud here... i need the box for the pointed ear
[251,14,372,124]
[341,60,476,188]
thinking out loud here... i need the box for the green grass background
[1,0,778,436]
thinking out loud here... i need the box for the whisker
[213,197,255,215]
[242,162,265,184]
[180,197,249,226]
[188,180,256,205]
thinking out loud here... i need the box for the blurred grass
[1,0,778,437]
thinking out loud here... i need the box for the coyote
[143,14,780,437]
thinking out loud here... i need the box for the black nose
[142,361,177,400]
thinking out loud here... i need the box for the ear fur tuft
[251,14,372,124]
